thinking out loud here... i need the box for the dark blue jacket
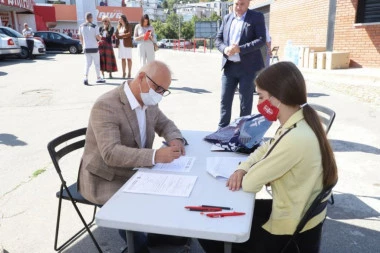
[215,9,266,72]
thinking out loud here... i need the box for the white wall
[17,14,36,33]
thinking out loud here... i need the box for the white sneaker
[96,78,105,83]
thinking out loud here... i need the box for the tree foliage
[152,12,221,41]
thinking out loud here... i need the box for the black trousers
[198,199,323,253]
[26,39,34,59]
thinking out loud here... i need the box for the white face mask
[139,79,163,106]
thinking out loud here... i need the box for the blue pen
[162,141,169,146]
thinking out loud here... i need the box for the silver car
[0,33,21,59]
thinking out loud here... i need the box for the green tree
[181,21,194,40]
[162,0,168,9]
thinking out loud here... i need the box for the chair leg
[329,193,335,205]
[54,186,102,252]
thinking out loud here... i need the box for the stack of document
[206,157,246,180]
[123,171,197,197]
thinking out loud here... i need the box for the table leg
[224,242,232,253]
[126,231,135,253]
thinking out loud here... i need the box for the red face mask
[257,99,280,121]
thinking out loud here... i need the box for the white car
[0,33,21,59]
[157,39,174,48]
[0,26,46,59]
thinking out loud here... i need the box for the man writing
[78,60,185,252]
[215,0,266,128]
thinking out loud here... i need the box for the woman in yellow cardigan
[199,61,338,253]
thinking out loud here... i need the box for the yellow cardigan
[239,109,325,235]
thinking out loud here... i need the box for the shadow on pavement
[0,71,7,76]
[0,133,28,146]
[321,218,380,253]
[330,139,380,155]
[170,87,211,94]
[61,227,199,253]
[327,193,380,220]
[307,92,330,98]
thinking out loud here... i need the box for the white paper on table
[122,171,197,197]
[139,156,195,172]
[206,157,246,180]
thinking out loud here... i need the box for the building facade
[174,0,229,22]
[0,0,34,32]
[250,0,380,68]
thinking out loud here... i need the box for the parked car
[172,39,192,49]
[0,33,21,59]
[0,26,46,59]
[157,39,174,48]
[34,31,82,54]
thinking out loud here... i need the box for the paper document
[123,171,197,197]
[141,156,195,172]
[207,157,246,180]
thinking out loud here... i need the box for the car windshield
[2,28,23,38]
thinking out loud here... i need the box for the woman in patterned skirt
[115,14,133,78]
[99,15,118,78]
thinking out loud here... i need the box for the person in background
[199,62,338,253]
[99,15,118,79]
[134,14,156,67]
[115,14,133,79]
[215,0,266,129]
[260,26,272,68]
[22,23,34,60]
[77,61,185,253]
[78,12,105,85]
[68,30,73,38]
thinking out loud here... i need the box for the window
[356,0,380,23]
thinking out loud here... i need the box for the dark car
[34,31,82,54]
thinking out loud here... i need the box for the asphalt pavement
[0,49,379,253]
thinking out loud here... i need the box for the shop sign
[96,9,123,21]
[0,0,34,12]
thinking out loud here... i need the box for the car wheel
[69,45,78,54]
[19,47,29,59]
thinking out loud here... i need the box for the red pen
[185,206,222,212]
[202,212,246,218]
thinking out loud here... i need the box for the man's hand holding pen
[155,139,185,163]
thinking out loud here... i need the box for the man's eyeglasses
[146,75,171,97]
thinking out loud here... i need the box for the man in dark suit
[215,0,266,128]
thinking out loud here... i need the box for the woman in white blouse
[133,14,156,67]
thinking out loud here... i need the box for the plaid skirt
[99,39,118,72]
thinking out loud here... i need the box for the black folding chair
[47,128,102,252]
[310,103,336,205]
[270,46,280,63]
[281,183,336,253]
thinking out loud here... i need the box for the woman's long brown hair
[117,14,129,31]
[255,61,338,188]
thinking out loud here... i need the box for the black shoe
[83,79,89,85]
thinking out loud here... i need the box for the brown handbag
[154,43,159,52]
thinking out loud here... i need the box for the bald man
[78,60,185,205]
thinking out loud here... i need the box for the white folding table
[95,130,255,253]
